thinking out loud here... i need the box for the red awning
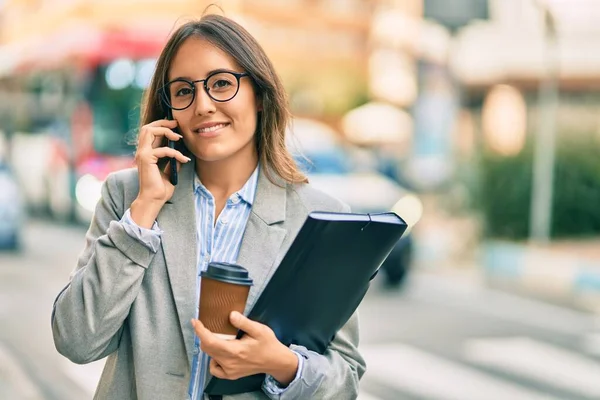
[15,24,169,72]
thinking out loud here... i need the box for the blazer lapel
[237,168,288,313]
[157,161,198,365]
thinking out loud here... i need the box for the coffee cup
[199,262,253,340]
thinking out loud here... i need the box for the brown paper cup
[199,262,253,340]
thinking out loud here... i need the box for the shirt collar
[193,164,259,206]
[239,165,259,205]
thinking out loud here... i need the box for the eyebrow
[169,68,241,82]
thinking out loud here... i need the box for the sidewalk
[410,198,600,314]
[482,239,600,314]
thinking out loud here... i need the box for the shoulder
[105,167,139,191]
[103,167,140,209]
[287,181,350,214]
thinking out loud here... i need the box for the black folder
[205,211,407,395]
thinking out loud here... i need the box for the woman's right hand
[130,119,191,228]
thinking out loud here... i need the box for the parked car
[0,161,23,250]
[287,119,422,287]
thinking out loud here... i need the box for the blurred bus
[2,29,162,224]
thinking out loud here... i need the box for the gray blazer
[52,161,366,400]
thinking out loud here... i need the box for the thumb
[230,311,263,337]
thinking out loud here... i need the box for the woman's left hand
[191,312,299,385]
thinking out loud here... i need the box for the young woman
[52,14,365,400]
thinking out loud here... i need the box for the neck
[195,150,259,200]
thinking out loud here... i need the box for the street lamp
[529,2,558,244]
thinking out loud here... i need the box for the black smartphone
[165,109,178,186]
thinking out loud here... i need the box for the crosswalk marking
[0,342,43,400]
[464,336,600,399]
[357,391,384,400]
[361,343,559,400]
[62,358,105,396]
[63,337,600,399]
[583,333,600,356]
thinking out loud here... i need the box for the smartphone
[165,109,178,186]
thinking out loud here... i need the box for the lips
[192,122,230,136]
[193,121,229,131]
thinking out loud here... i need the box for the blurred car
[287,119,423,287]
[0,161,23,250]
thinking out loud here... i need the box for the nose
[193,85,216,116]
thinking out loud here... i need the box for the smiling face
[168,37,259,165]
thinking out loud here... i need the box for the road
[1,220,600,399]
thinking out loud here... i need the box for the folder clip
[361,214,372,231]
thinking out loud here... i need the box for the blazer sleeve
[272,201,366,400]
[51,173,159,364]
[279,311,366,400]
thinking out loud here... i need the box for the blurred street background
[1,0,600,399]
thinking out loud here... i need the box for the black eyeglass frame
[160,71,250,111]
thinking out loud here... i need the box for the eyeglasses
[161,71,249,111]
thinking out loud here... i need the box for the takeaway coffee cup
[199,262,253,340]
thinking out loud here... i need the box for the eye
[175,87,193,97]
[212,79,233,90]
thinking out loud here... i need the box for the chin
[190,139,256,164]
[194,153,232,163]
[191,147,237,163]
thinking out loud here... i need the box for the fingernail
[186,157,192,162]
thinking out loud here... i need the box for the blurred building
[451,0,600,90]
[0,0,375,118]
[0,0,385,223]
[448,0,600,155]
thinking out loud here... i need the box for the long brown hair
[140,14,308,185]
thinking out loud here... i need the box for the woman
[52,13,365,400]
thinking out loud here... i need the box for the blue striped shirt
[120,165,301,399]
[188,167,258,399]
